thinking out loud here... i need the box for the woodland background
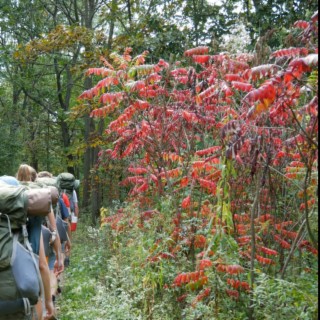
[0,2,318,318]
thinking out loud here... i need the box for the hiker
[37,171,71,301]
[1,176,47,319]
[56,172,80,266]
[60,192,72,263]
[0,171,58,320]
[16,164,61,320]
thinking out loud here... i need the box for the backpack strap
[0,212,13,237]
[23,233,45,317]
[55,198,62,218]
[22,298,32,317]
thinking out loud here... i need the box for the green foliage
[0,108,23,175]
[58,212,182,319]
[58,220,143,319]
[252,272,318,320]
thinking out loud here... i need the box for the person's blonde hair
[16,164,37,182]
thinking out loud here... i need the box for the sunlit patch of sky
[207,0,242,13]
[207,0,223,4]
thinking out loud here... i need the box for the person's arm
[38,233,55,320]
[73,190,79,217]
[64,220,72,253]
[47,209,64,274]
[74,202,79,217]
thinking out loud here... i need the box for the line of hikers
[0,164,80,320]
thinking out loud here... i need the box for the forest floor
[55,217,110,320]
[55,215,142,320]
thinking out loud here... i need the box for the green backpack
[0,184,44,319]
[35,176,58,189]
[56,173,80,213]
[56,173,76,192]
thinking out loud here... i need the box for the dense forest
[0,1,318,319]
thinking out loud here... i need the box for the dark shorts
[0,308,35,320]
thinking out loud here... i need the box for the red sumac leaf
[243,64,280,81]
[136,182,149,193]
[243,82,276,105]
[86,67,116,77]
[96,77,119,90]
[225,74,245,82]
[128,167,148,175]
[226,289,239,299]
[274,234,291,249]
[192,55,210,64]
[258,246,278,256]
[199,259,213,270]
[99,92,124,104]
[270,47,309,58]
[184,46,209,57]
[231,81,253,92]
[293,20,310,29]
[197,85,216,103]
[225,264,244,275]
[90,104,117,118]
[196,146,221,157]
[256,254,275,265]
[181,195,191,209]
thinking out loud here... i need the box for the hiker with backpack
[59,192,72,265]
[0,172,58,320]
[56,172,80,266]
[56,173,80,218]
[35,171,80,270]
[16,164,61,320]
[37,171,71,303]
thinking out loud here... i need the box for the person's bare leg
[50,270,58,297]
[38,234,55,320]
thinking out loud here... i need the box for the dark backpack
[0,183,52,318]
[56,173,80,214]
[56,173,76,193]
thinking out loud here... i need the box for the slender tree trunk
[107,0,117,49]
[82,77,94,209]
[81,0,103,221]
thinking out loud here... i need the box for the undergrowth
[57,204,318,320]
